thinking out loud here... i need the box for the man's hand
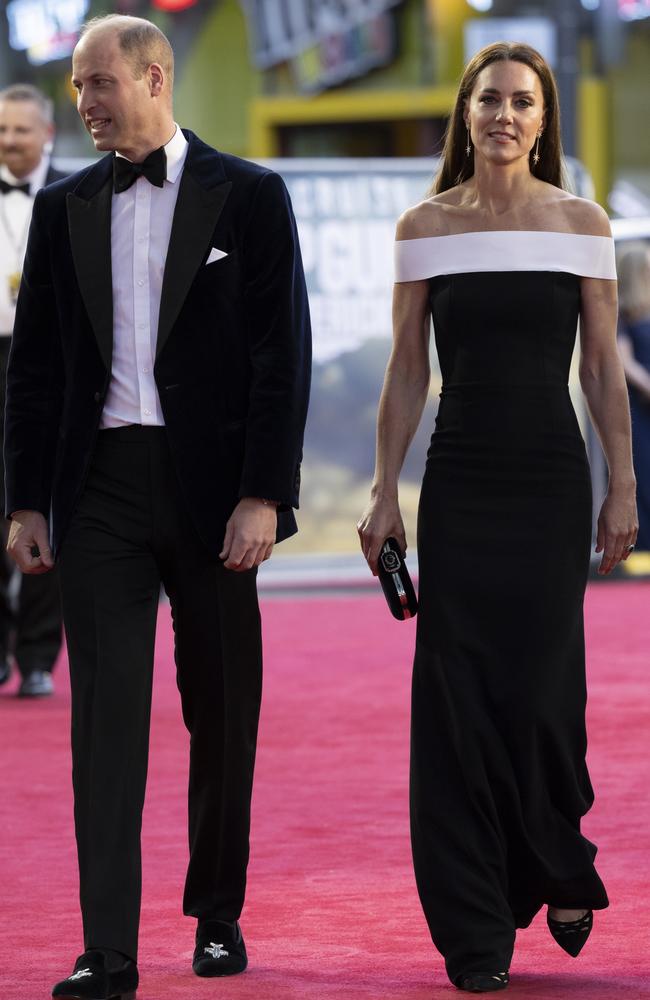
[6,510,54,574]
[220,497,277,571]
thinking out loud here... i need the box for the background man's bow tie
[113,146,167,193]
[0,179,30,196]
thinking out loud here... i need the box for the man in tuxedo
[5,14,310,1000]
[0,84,65,697]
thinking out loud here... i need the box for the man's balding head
[72,14,176,162]
[80,15,174,91]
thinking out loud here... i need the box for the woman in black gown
[358,43,637,993]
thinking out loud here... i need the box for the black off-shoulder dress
[394,231,614,986]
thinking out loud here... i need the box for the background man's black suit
[0,163,67,691]
[4,131,311,960]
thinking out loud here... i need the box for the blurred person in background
[4,13,310,1000]
[617,242,650,551]
[359,42,636,993]
[0,84,65,697]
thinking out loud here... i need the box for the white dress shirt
[0,157,50,336]
[101,125,189,429]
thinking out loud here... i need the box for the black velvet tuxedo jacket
[4,130,311,556]
[45,165,68,186]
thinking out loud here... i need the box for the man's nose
[77,91,92,118]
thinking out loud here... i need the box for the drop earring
[466,122,472,157]
[533,129,542,166]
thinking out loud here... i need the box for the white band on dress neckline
[394,231,617,283]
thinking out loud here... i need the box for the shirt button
[143,408,151,416]
[137,279,144,287]
[142,367,149,373]
[138,237,145,244]
[138,322,146,329]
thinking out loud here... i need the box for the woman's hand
[595,484,638,575]
[357,494,407,576]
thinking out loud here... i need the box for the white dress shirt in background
[102,125,189,429]
[0,157,50,336]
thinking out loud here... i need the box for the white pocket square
[206,247,228,265]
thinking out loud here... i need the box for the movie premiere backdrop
[274,160,435,557]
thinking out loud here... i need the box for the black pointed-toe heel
[547,908,593,957]
[458,971,509,992]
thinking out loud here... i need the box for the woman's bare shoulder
[554,192,612,237]
[396,187,467,241]
[396,201,446,241]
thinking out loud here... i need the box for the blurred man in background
[617,242,650,551]
[0,84,65,696]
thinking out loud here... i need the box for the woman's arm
[579,273,638,574]
[357,274,431,574]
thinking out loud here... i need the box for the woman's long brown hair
[432,42,565,194]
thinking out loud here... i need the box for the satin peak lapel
[157,171,232,358]
[66,180,113,371]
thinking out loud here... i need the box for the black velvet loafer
[458,971,510,992]
[51,950,138,999]
[192,919,248,977]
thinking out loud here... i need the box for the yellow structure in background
[249,86,458,159]
[245,0,465,160]
[425,0,469,85]
[578,77,610,207]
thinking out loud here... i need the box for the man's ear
[149,63,164,97]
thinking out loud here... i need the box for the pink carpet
[1,584,649,999]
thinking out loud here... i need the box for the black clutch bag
[377,537,418,621]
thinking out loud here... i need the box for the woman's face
[464,59,546,169]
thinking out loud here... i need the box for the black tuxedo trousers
[57,426,262,960]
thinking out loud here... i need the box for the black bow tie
[113,146,167,194]
[0,178,30,196]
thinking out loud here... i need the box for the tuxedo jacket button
[94,391,102,403]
